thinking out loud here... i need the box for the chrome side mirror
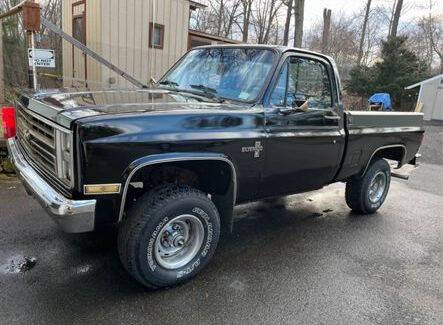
[278,100,308,115]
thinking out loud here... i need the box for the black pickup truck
[7,45,424,288]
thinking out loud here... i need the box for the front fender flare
[118,152,237,223]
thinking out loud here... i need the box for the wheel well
[363,145,405,175]
[128,160,233,196]
[374,147,405,162]
[121,160,236,233]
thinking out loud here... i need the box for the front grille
[16,107,57,175]
[17,109,57,175]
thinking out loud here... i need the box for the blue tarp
[368,93,393,111]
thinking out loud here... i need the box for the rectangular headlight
[55,129,74,186]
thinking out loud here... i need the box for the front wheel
[345,158,391,214]
[118,184,220,289]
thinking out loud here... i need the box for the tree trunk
[216,0,225,36]
[357,0,371,65]
[283,0,293,46]
[321,8,331,53]
[293,0,304,47]
[223,1,241,38]
[242,0,252,43]
[389,0,403,38]
[263,0,276,44]
[388,0,396,36]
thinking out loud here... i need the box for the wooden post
[22,1,41,90]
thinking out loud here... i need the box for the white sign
[28,48,56,68]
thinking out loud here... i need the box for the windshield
[160,48,276,102]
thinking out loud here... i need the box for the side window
[270,56,333,109]
[270,63,288,106]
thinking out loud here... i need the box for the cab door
[261,53,345,197]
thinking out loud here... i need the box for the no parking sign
[28,48,56,68]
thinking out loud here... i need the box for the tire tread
[118,184,215,289]
[345,158,390,214]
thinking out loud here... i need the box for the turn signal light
[1,107,16,139]
[84,184,121,195]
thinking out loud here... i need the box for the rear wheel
[345,158,391,214]
[118,184,220,289]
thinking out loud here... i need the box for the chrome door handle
[324,114,340,120]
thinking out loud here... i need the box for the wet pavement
[0,164,442,324]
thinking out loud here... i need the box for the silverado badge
[241,141,263,158]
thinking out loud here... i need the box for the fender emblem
[241,141,263,158]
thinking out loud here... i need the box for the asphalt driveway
[0,163,442,324]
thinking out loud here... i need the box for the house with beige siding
[62,0,237,89]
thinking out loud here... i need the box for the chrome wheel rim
[368,171,387,204]
[154,214,204,270]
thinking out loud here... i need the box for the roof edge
[189,1,206,10]
[405,74,443,90]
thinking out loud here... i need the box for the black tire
[118,184,220,289]
[345,158,391,214]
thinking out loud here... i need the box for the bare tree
[252,0,282,44]
[224,1,243,38]
[418,8,443,73]
[0,0,22,13]
[241,0,254,42]
[389,0,403,38]
[305,12,361,78]
[357,0,371,65]
[293,0,304,47]
[282,0,293,46]
[321,8,331,53]
[192,0,242,38]
[193,0,287,45]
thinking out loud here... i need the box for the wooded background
[191,0,442,76]
[1,0,442,110]
[1,0,62,102]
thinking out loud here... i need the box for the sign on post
[28,48,55,68]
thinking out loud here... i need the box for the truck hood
[19,89,245,129]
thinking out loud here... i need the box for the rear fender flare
[362,144,406,175]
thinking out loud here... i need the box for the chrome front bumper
[7,138,96,233]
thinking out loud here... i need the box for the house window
[149,23,164,49]
[73,15,85,44]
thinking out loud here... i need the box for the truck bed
[335,111,424,180]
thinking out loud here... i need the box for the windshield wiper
[189,84,226,103]
[159,80,179,89]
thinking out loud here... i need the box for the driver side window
[270,56,333,109]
